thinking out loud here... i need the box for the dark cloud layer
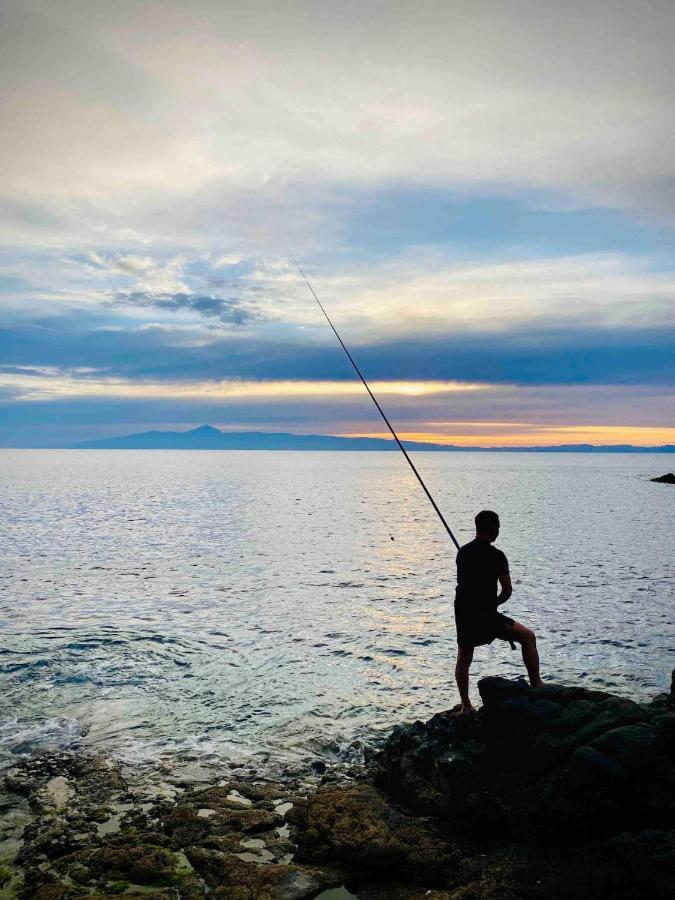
[1,319,673,387]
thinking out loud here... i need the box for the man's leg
[504,621,543,688]
[455,645,475,713]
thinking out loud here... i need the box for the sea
[0,450,673,778]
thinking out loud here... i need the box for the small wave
[0,716,86,758]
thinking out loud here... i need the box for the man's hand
[497,571,512,605]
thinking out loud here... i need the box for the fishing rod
[291,255,461,551]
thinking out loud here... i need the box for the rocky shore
[1,672,673,899]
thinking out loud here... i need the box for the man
[454,509,543,714]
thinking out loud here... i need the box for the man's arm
[497,570,512,606]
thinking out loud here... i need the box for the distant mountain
[68,425,675,453]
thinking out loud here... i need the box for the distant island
[57,424,675,452]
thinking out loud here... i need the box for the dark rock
[590,829,675,899]
[293,784,460,885]
[86,844,177,885]
[176,875,207,899]
[89,893,174,899]
[650,472,675,483]
[375,670,675,852]
[565,745,626,787]
[163,807,211,846]
[211,806,282,833]
[477,676,530,707]
[24,887,68,900]
[589,722,659,772]
[185,847,339,898]
[549,698,604,736]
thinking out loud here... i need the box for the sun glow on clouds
[355,425,675,448]
[0,372,487,401]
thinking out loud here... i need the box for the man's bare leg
[505,621,543,688]
[455,646,475,713]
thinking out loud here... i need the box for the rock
[589,723,659,772]
[375,670,675,850]
[89,893,174,899]
[477,676,530,708]
[25,887,68,900]
[86,844,177,885]
[590,829,675,899]
[185,847,339,898]
[163,807,211,845]
[190,784,272,808]
[549,698,605,736]
[176,875,207,899]
[4,672,675,900]
[565,745,626,787]
[211,807,283,833]
[359,886,455,899]
[650,472,675,483]
[293,784,460,885]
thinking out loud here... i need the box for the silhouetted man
[454,509,543,714]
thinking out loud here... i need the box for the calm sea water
[0,450,672,775]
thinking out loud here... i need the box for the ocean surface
[0,450,673,777]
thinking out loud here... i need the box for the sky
[1,0,674,447]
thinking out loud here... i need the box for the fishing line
[291,254,461,551]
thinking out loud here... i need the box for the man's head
[475,509,500,542]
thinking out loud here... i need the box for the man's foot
[530,678,544,689]
[459,702,476,716]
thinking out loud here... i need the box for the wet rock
[192,781,287,806]
[86,843,178,884]
[18,815,96,862]
[177,875,207,899]
[24,886,68,900]
[293,784,460,885]
[89,893,175,899]
[359,888,454,900]
[210,806,283,833]
[185,846,339,898]
[173,785,284,835]
[163,807,212,845]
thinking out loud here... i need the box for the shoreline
[1,672,673,899]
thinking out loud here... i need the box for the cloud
[112,291,258,325]
[294,252,675,341]
[1,314,673,387]
[5,243,675,339]
[2,0,675,252]
[87,252,155,275]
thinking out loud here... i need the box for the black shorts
[455,609,515,649]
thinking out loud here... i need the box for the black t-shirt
[455,538,509,614]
